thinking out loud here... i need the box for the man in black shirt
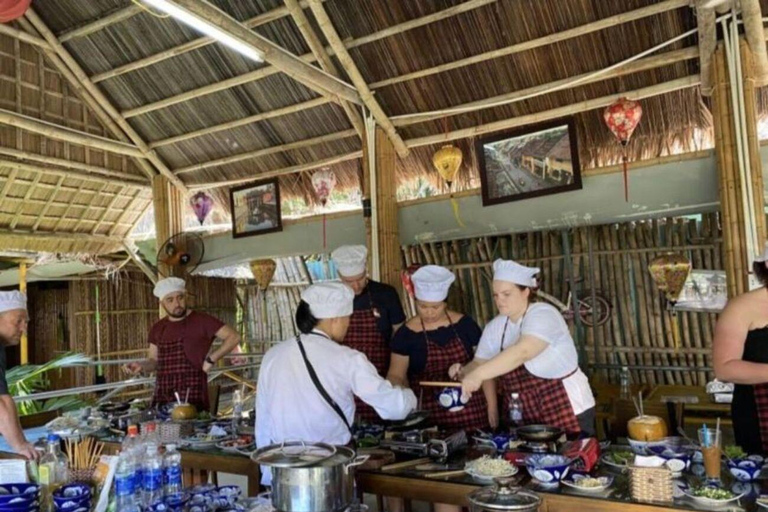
[0,291,37,459]
[331,245,406,423]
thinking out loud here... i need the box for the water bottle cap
[47,434,60,443]
[511,393,519,399]
[166,444,176,451]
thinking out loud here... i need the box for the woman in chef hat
[449,259,596,438]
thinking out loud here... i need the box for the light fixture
[142,0,264,62]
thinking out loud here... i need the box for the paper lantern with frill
[649,252,691,351]
[432,144,465,227]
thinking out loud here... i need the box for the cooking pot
[468,477,541,512]
[252,442,368,512]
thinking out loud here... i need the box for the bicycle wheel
[578,292,612,327]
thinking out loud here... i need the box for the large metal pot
[468,477,541,512]
[252,442,368,512]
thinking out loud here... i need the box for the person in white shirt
[449,259,596,438]
[256,282,417,486]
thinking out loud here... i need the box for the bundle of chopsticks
[65,437,105,471]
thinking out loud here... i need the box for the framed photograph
[229,178,282,239]
[671,270,727,314]
[476,118,582,206]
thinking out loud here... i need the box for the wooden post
[712,41,766,297]
[19,262,27,364]
[152,175,184,279]
[370,127,401,290]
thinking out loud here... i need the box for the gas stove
[380,428,467,461]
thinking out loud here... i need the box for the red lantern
[0,0,31,23]
[603,97,643,202]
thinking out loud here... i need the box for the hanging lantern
[603,97,643,202]
[249,259,277,291]
[0,0,31,23]
[189,192,214,226]
[311,169,337,249]
[649,253,692,351]
[432,144,465,227]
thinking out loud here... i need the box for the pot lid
[468,478,541,511]
[251,441,337,468]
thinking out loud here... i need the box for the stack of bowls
[185,485,244,512]
[0,484,40,512]
[52,483,91,512]
[525,454,573,487]
[647,437,694,476]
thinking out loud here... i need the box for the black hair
[513,284,538,304]
[754,262,768,288]
[295,300,319,334]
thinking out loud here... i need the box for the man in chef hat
[330,245,406,423]
[0,291,38,459]
[124,277,242,411]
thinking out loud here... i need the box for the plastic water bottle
[232,389,243,432]
[144,422,159,451]
[619,366,631,400]
[163,444,182,496]
[39,434,67,512]
[142,444,164,508]
[122,425,140,492]
[509,393,523,428]
[115,451,140,512]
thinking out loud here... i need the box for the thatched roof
[0,0,738,247]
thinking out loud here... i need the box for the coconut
[171,403,197,420]
[627,415,668,441]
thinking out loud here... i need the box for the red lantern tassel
[623,154,628,203]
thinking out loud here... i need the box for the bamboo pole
[19,262,27,364]
[0,229,123,243]
[0,147,150,183]
[58,5,143,43]
[0,23,49,49]
[23,10,189,193]
[31,176,65,231]
[306,0,408,158]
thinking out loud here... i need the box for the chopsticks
[65,437,105,470]
[423,469,466,479]
[381,457,431,472]
[418,381,461,388]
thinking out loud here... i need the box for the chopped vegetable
[466,456,515,477]
[723,445,746,460]
[197,411,212,420]
[607,450,633,465]
[691,487,734,500]
[574,477,604,488]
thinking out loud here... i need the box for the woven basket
[67,469,95,486]
[628,466,673,503]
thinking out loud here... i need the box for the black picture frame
[476,118,582,207]
[229,178,282,239]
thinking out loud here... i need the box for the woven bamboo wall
[27,283,73,389]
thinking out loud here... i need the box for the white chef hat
[412,265,455,302]
[153,277,186,300]
[493,259,540,288]
[331,245,368,277]
[0,291,26,314]
[755,241,768,263]
[301,282,354,319]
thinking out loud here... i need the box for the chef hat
[493,259,540,288]
[411,265,455,302]
[0,291,26,314]
[153,277,186,300]
[300,282,354,319]
[755,242,768,263]
[331,245,368,277]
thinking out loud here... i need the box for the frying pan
[515,424,564,443]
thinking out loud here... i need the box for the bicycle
[536,285,612,327]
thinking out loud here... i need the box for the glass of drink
[697,426,721,482]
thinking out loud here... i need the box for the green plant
[6,352,92,416]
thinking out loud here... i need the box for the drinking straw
[702,424,710,447]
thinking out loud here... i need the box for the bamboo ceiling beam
[393,46,699,127]
[0,23,49,49]
[369,0,690,89]
[148,97,329,149]
[0,146,150,183]
[4,210,135,229]
[9,174,40,229]
[58,5,143,43]
[16,17,160,183]
[164,0,361,106]
[0,228,124,244]
[175,129,358,175]
[92,0,326,83]
[0,108,145,158]
[0,157,147,189]
[284,0,363,140]
[22,9,189,193]
[0,194,144,219]
[175,45,695,174]
[53,181,87,232]
[190,150,363,189]
[109,189,144,237]
[91,186,125,235]
[307,0,408,157]
[31,176,64,231]
[191,75,699,188]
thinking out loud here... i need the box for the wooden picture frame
[476,118,582,206]
[229,178,282,239]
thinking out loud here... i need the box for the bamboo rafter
[91,186,126,235]
[31,176,65,231]
[109,189,145,237]
[72,182,109,233]
[9,174,41,229]
[0,229,124,244]
[58,5,143,43]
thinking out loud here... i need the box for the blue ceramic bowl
[52,484,90,501]
[437,387,468,412]
[0,495,37,506]
[0,502,39,512]
[728,459,762,482]
[628,439,651,455]
[53,499,90,512]
[0,485,39,498]
[648,437,695,457]
[525,454,572,484]
[216,486,241,502]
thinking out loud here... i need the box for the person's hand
[448,363,464,381]
[123,361,143,376]
[488,406,499,430]
[461,372,483,403]
[202,361,213,374]
[14,442,38,461]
